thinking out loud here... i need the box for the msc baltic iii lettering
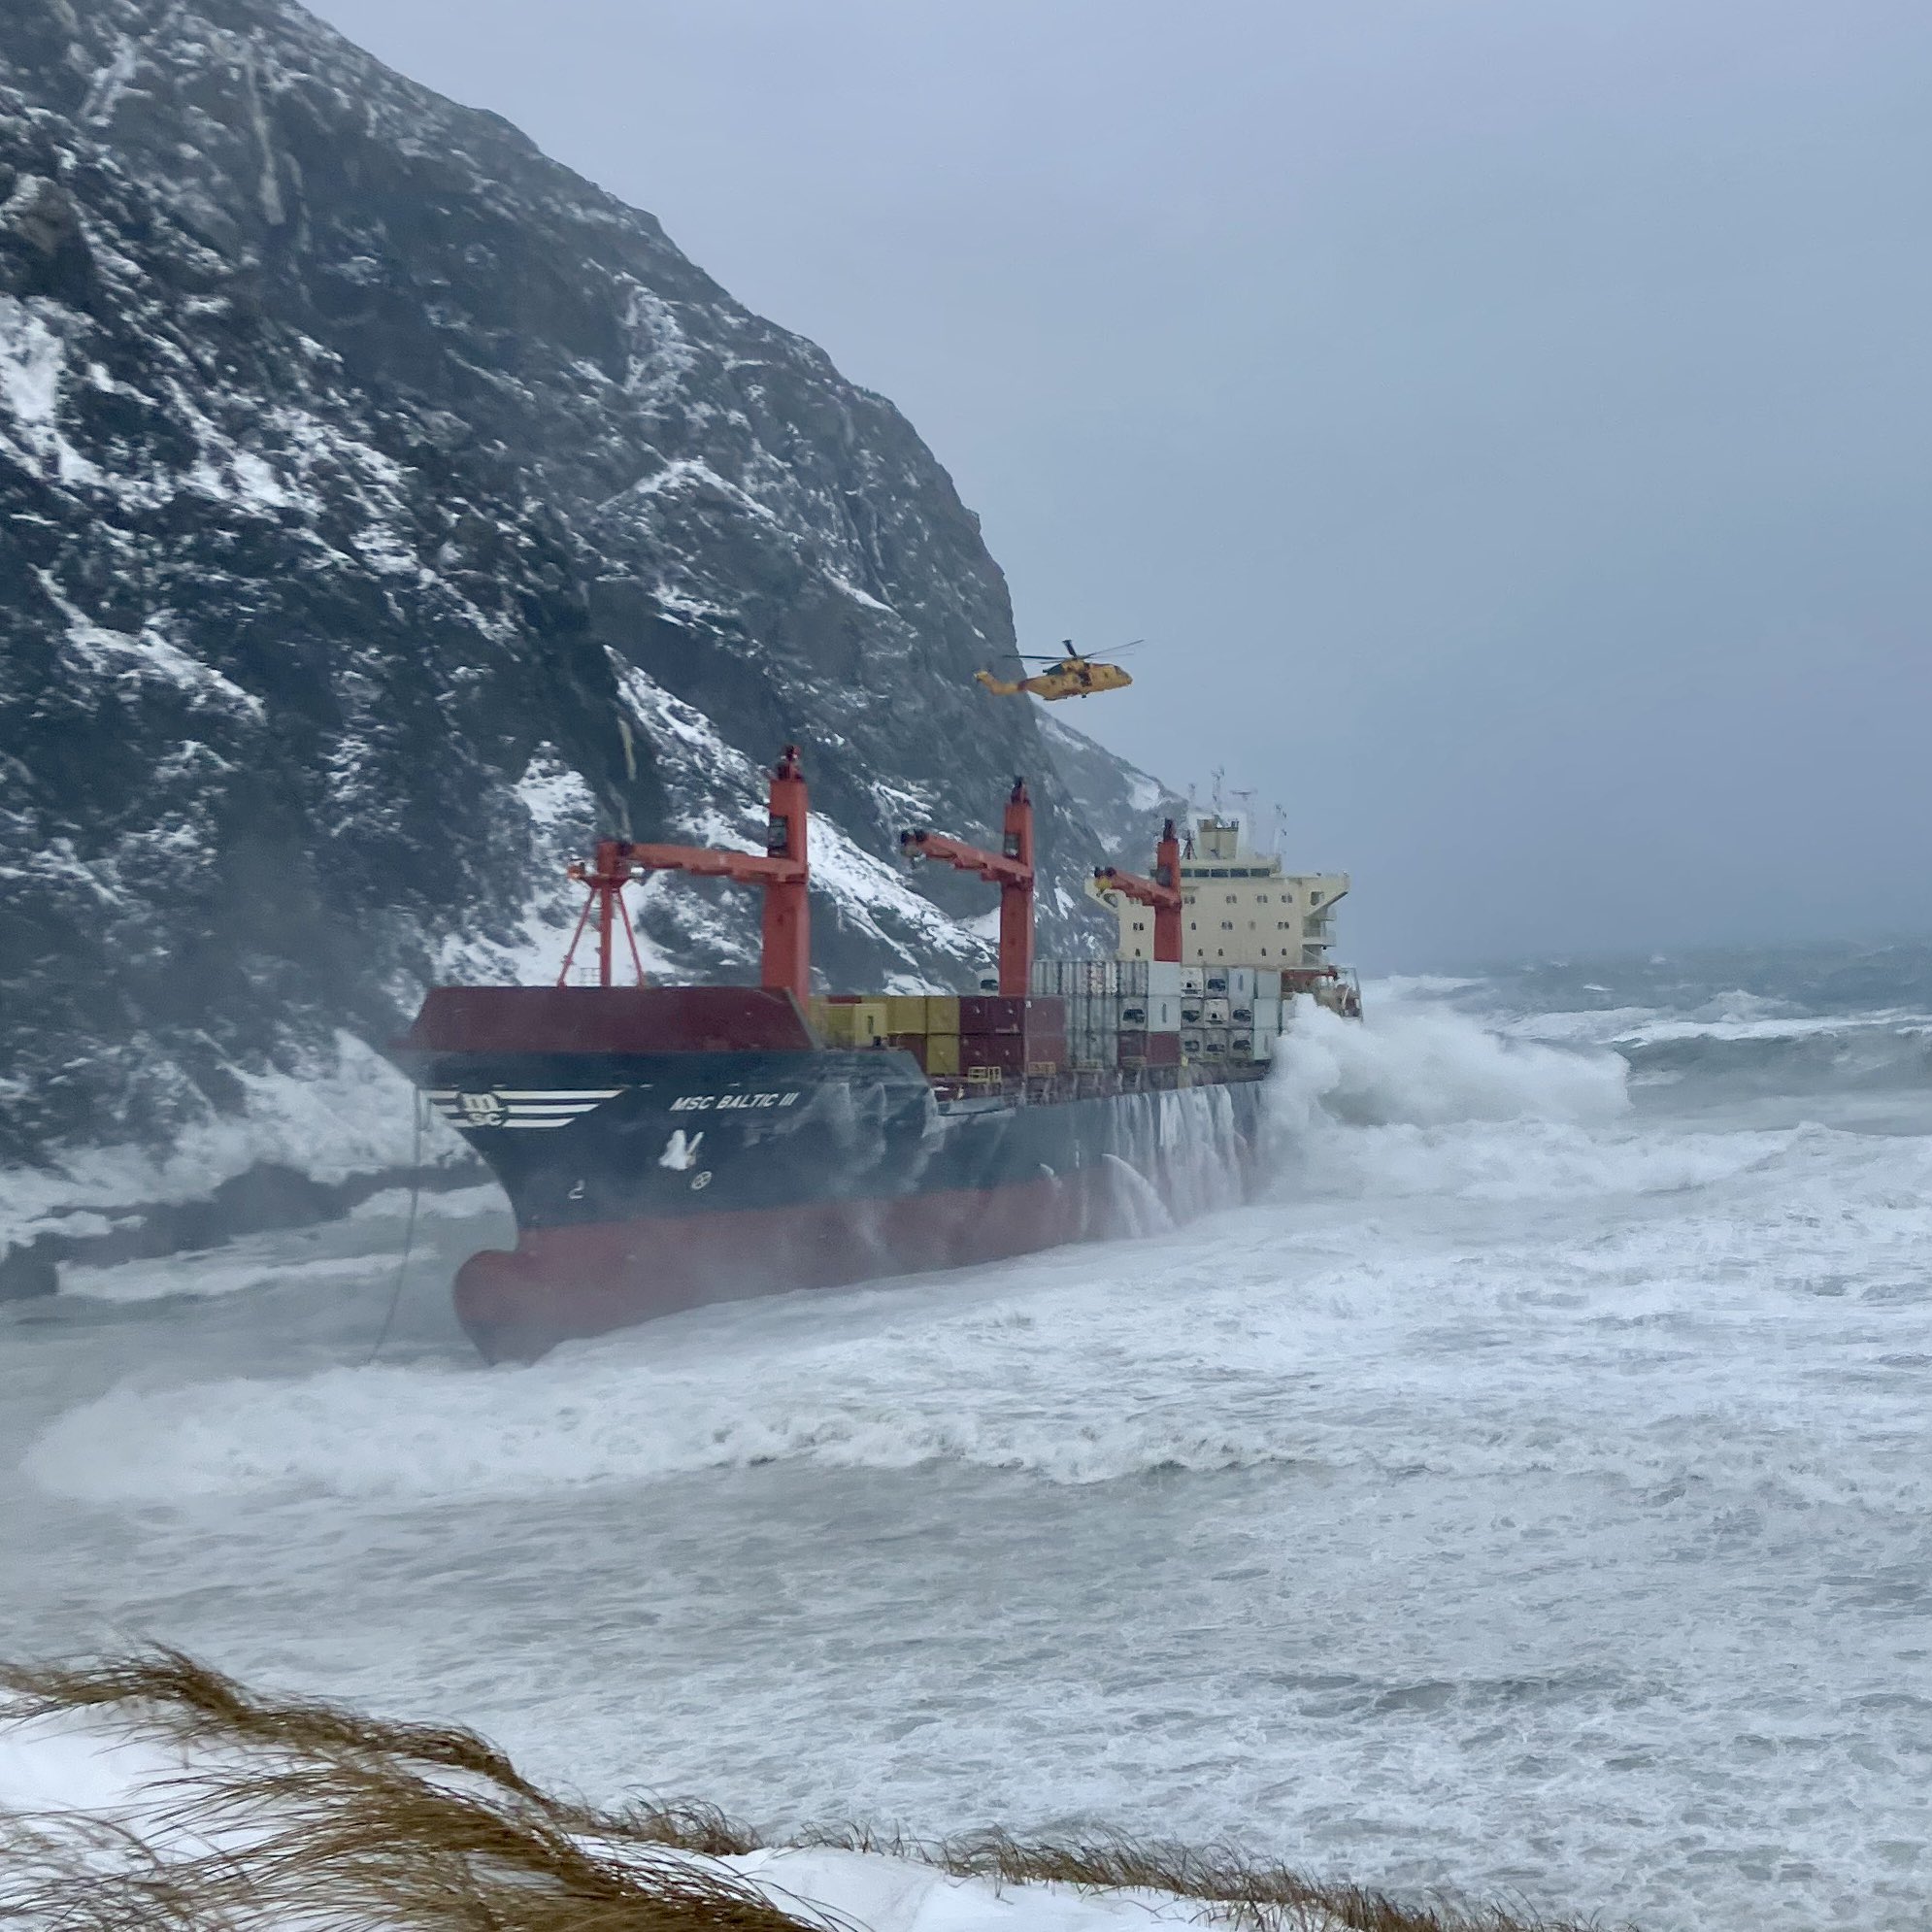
[390,747,1357,1362]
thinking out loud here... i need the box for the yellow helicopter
[975,641,1138,702]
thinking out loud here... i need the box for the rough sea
[5,944,1931,1931]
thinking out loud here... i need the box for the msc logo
[426,1088,623,1131]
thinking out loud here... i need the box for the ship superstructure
[1092,812,1350,976]
[392,745,1355,1361]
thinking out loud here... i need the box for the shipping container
[1118,1000,1149,1029]
[1205,969,1229,994]
[1230,1033,1255,1060]
[1254,968,1282,1001]
[1147,994,1180,1031]
[926,995,960,1034]
[1179,1031,1204,1058]
[924,1033,961,1077]
[1229,967,1256,1000]
[959,996,1024,1036]
[1180,999,1204,1026]
[1180,966,1205,996]
[1143,1031,1183,1067]
[1230,1002,1253,1025]
[815,999,889,1046]
[1116,1027,1148,1063]
[1026,995,1066,1033]
[1081,1031,1118,1068]
[1203,997,1231,1026]
[1149,961,1183,997]
[1252,997,1282,1035]
[960,1033,1026,1074]
[886,995,931,1034]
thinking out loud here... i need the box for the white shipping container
[1252,997,1282,1035]
[1231,1033,1255,1059]
[1147,994,1180,1030]
[1180,966,1205,995]
[1205,969,1229,994]
[1180,999,1205,1026]
[1149,961,1183,997]
[1204,996,1231,1025]
[1118,999,1150,1029]
[1230,1002,1253,1025]
[1229,967,1256,1000]
[1254,968,1282,1001]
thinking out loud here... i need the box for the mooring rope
[363,1087,427,1366]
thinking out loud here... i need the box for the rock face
[0,0,1167,1180]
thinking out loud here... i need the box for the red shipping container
[1116,1028,1148,1062]
[960,1033,1026,1073]
[1026,995,1066,1032]
[1143,1031,1183,1066]
[1023,1033,1067,1068]
[958,995,1024,1036]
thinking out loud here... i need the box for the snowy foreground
[0,1690,1369,1932]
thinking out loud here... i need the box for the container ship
[391,747,1358,1362]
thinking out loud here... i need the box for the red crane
[557,745,812,1006]
[1091,817,1183,963]
[900,777,1035,998]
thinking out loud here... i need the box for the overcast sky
[308,0,1929,968]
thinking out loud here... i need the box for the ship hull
[391,988,1267,1362]
[397,1058,1262,1362]
[450,1155,1205,1363]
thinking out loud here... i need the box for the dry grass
[0,1651,1622,1932]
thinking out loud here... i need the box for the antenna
[1272,803,1287,858]
[1231,787,1256,845]
[1210,766,1226,816]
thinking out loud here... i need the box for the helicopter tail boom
[975,670,1024,696]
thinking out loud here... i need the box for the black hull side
[390,1045,1269,1358]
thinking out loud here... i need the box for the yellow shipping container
[886,995,932,1034]
[924,995,960,1035]
[923,1033,961,1076]
[814,1001,883,1046]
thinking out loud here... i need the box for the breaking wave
[1266,999,1630,1134]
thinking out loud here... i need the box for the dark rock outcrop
[0,0,1156,1181]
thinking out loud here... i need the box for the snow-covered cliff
[0,0,1171,1230]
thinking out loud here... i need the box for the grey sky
[306,0,1931,968]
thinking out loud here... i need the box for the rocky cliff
[0,0,1174,1218]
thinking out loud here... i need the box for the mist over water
[6,947,1932,1930]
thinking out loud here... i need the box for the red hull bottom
[454,1164,1210,1363]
